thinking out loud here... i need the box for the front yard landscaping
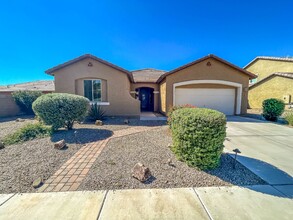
[0,115,265,194]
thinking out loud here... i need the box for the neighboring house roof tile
[45,54,135,83]
[249,72,293,89]
[157,54,256,83]
[0,80,55,92]
[131,68,166,83]
[244,56,293,69]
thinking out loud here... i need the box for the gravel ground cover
[0,116,164,193]
[79,126,266,191]
[0,115,36,139]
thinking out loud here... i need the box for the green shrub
[2,123,52,145]
[33,93,89,130]
[262,98,285,121]
[88,103,106,121]
[284,112,293,126]
[171,108,226,170]
[12,91,43,114]
[167,104,196,127]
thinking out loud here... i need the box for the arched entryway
[136,87,154,111]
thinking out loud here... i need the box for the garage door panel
[175,88,235,115]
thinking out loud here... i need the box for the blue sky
[0,0,292,85]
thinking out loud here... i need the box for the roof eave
[44,54,134,83]
[157,54,257,83]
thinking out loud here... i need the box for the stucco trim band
[173,80,242,115]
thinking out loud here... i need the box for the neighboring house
[0,80,54,117]
[244,56,293,108]
[45,54,255,116]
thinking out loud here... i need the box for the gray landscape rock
[0,142,4,149]
[124,119,129,124]
[32,177,43,188]
[132,163,151,182]
[54,139,66,150]
[15,118,25,122]
[95,120,103,126]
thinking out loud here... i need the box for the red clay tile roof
[244,56,293,69]
[0,80,55,92]
[45,54,134,83]
[249,72,293,89]
[157,54,256,83]
[131,68,166,83]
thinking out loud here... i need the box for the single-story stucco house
[244,56,293,108]
[0,80,54,117]
[45,54,256,116]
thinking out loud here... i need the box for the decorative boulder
[16,118,25,122]
[95,120,103,126]
[124,119,129,124]
[32,177,43,188]
[54,139,66,150]
[132,163,151,182]
[0,142,4,149]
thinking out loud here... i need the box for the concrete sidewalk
[0,186,292,220]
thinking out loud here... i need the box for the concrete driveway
[225,116,293,197]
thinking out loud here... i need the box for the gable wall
[164,58,250,114]
[53,58,140,116]
[246,60,293,81]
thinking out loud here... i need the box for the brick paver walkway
[38,126,155,192]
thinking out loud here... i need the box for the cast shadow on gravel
[82,117,167,127]
[207,154,293,199]
[51,128,113,145]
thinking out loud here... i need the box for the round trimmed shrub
[171,108,226,170]
[32,93,90,130]
[262,98,285,121]
[167,104,196,128]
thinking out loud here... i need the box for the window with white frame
[84,79,102,102]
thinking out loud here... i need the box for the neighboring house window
[84,79,102,102]
[249,78,258,84]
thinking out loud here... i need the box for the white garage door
[175,88,235,115]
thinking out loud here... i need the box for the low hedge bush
[12,91,43,114]
[33,93,89,130]
[262,98,285,121]
[171,108,226,170]
[284,112,293,126]
[2,123,52,145]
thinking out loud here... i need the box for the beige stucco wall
[53,57,140,116]
[131,83,159,112]
[0,92,22,117]
[163,58,250,115]
[246,60,293,81]
[248,77,293,108]
[159,80,167,113]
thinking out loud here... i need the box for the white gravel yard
[79,126,266,191]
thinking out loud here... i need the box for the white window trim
[84,79,102,102]
[173,80,242,115]
[90,101,110,106]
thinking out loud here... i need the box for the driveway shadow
[51,128,113,144]
[208,154,293,198]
